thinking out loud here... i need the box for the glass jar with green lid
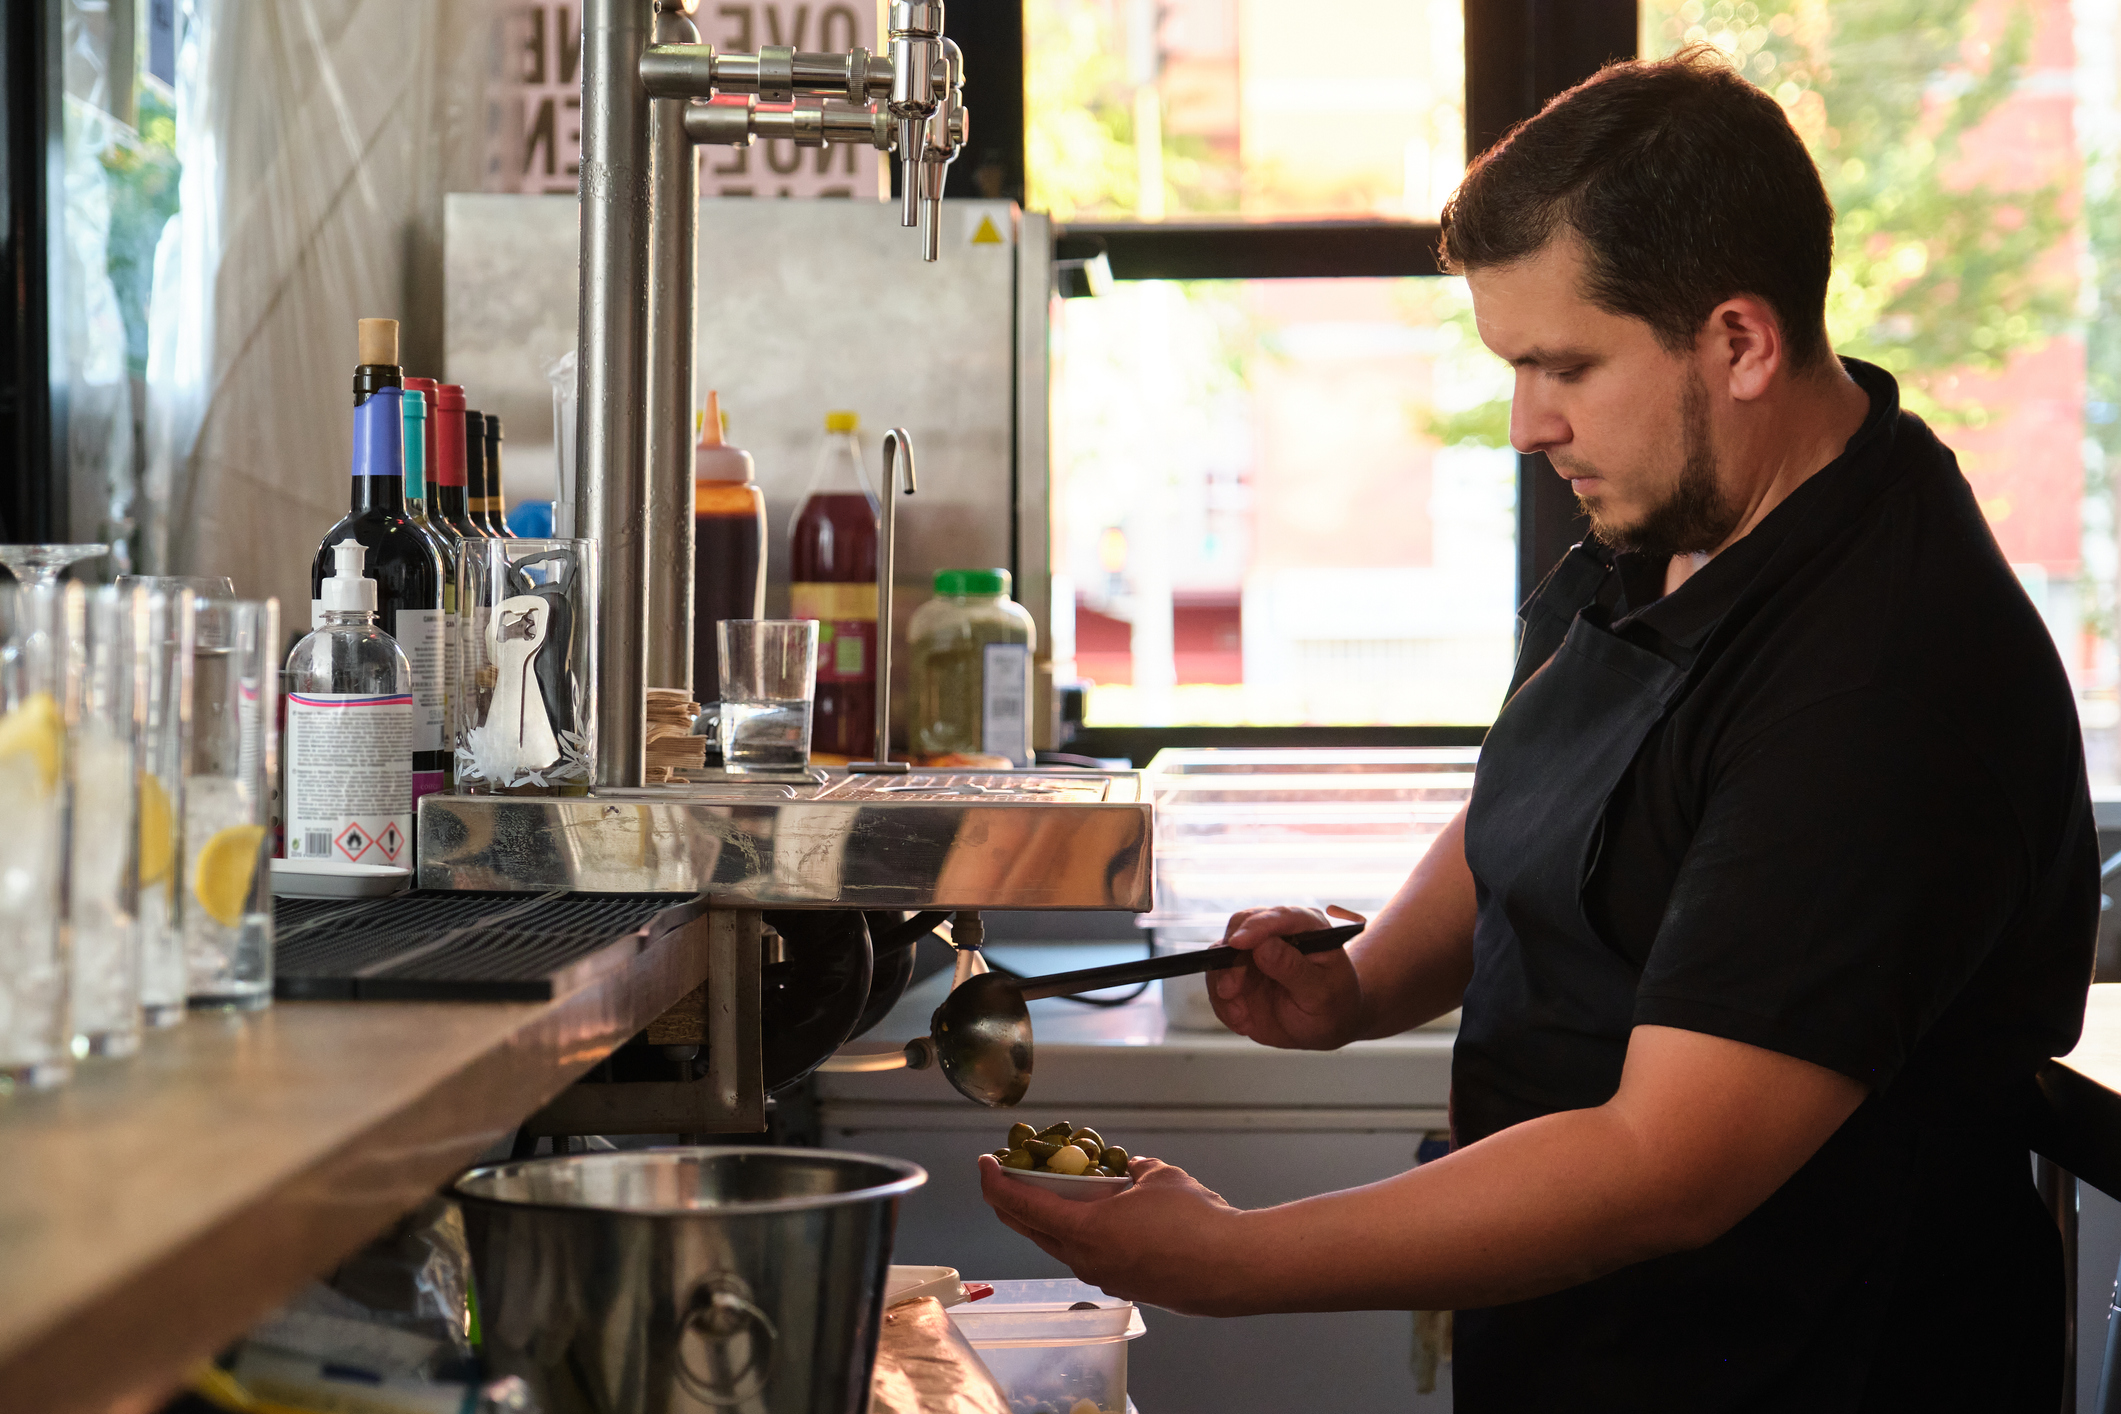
[908,568,1037,766]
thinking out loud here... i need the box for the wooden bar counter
[0,910,711,1414]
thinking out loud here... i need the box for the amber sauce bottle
[692,392,767,703]
[789,411,879,762]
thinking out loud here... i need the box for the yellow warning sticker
[970,213,1006,246]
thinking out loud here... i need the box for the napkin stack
[645,687,706,783]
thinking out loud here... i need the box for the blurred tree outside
[1428,0,2071,448]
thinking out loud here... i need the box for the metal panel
[416,771,1153,908]
[442,195,1033,735]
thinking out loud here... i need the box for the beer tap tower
[577,0,967,788]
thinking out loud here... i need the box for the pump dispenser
[285,540,417,866]
[321,539,379,615]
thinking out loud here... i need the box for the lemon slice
[193,823,266,926]
[0,692,62,794]
[138,772,175,885]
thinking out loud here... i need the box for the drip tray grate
[273,890,703,1002]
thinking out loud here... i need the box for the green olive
[1069,1127,1104,1150]
[1024,1138,1062,1161]
[1100,1146,1129,1169]
[1007,1122,1036,1149]
[991,1148,1011,1161]
[1001,1148,1035,1171]
[1095,1165,1125,1178]
[1071,1137,1102,1160]
[1037,1121,1074,1140]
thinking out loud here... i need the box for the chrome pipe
[577,0,653,788]
[850,428,916,773]
[644,2,700,697]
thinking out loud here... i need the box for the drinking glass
[455,538,597,794]
[116,574,235,600]
[0,543,109,589]
[69,586,146,1058]
[0,583,77,1090]
[183,597,278,1010]
[717,620,818,773]
[135,588,193,1027]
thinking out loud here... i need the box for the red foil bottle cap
[434,388,468,486]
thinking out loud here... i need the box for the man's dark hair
[1440,47,1835,370]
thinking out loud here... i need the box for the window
[1637,0,2120,784]
[1052,277,1515,727]
[1026,0,1466,222]
[1032,1,1633,743]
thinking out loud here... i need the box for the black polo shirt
[1452,361,2097,1412]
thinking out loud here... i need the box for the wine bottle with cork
[308,318,449,808]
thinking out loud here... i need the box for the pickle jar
[907,568,1036,766]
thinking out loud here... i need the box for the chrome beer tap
[580,0,968,789]
[636,0,967,262]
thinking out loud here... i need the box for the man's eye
[1551,365,1587,383]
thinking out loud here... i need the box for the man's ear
[1703,295,1783,402]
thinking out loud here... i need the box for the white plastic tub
[949,1279,1145,1414]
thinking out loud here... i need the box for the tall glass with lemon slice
[0,582,78,1090]
[182,597,279,1011]
[68,586,147,1057]
[127,585,195,1027]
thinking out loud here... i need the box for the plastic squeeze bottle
[693,391,767,704]
[790,411,879,761]
[284,540,415,868]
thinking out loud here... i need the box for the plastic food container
[949,1279,1145,1414]
[1140,747,1478,1030]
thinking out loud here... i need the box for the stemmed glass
[0,544,110,589]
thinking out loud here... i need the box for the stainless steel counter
[418,770,1154,908]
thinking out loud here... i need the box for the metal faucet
[579,0,967,789]
[851,429,916,774]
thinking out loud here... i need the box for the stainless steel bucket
[454,1147,927,1414]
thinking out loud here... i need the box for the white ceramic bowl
[997,1166,1133,1202]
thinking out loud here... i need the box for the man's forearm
[1351,809,1479,1038]
[1195,1103,1688,1316]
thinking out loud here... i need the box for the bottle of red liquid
[693,391,767,704]
[790,410,879,762]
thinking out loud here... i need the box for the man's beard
[1570,372,1742,558]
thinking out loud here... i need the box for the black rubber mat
[272,890,702,1001]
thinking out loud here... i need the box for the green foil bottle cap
[933,568,1010,597]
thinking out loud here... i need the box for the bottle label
[791,582,878,684]
[982,642,1031,766]
[285,693,414,865]
[394,608,446,752]
[442,590,458,755]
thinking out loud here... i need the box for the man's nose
[1510,373,1568,456]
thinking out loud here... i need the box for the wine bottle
[484,414,520,537]
[464,408,503,538]
[402,377,462,783]
[308,318,448,803]
[433,385,490,544]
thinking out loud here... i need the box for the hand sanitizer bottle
[284,540,415,868]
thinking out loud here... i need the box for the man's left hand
[976,1153,1253,1316]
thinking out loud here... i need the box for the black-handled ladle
[922,923,1364,1108]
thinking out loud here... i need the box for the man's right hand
[1208,906,1366,1050]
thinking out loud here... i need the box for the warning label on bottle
[286,693,414,863]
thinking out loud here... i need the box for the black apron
[1454,544,1726,1143]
